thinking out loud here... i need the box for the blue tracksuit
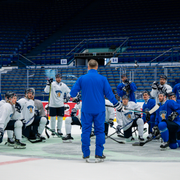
[156,100,180,149]
[173,83,180,104]
[142,98,156,133]
[117,82,137,102]
[70,69,118,157]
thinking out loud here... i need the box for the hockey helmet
[25,88,35,96]
[160,75,167,80]
[5,91,16,100]
[122,95,129,100]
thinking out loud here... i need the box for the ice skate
[57,130,63,136]
[14,139,26,149]
[37,133,46,142]
[147,133,152,140]
[83,156,90,163]
[160,142,169,151]
[138,136,145,142]
[62,134,74,143]
[5,138,15,147]
[95,154,106,163]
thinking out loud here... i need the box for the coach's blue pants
[81,111,105,157]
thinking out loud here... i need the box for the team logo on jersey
[160,110,167,120]
[27,105,34,113]
[10,114,13,118]
[144,108,149,113]
[124,112,133,119]
[56,90,62,97]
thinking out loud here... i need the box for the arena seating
[1,65,179,100]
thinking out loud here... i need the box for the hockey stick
[108,118,137,138]
[124,104,160,115]
[132,134,161,146]
[107,135,125,144]
[45,126,62,138]
[22,135,43,143]
[104,122,125,144]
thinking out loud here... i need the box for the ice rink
[0,122,179,180]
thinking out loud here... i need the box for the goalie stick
[132,134,161,146]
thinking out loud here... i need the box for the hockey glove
[71,108,77,117]
[108,119,114,127]
[0,127,4,143]
[116,125,122,133]
[122,84,130,92]
[15,102,21,113]
[168,112,178,121]
[34,110,40,117]
[72,93,81,104]
[114,102,122,112]
[64,93,70,103]
[46,78,53,86]
[146,112,151,122]
[159,86,167,95]
[152,125,160,136]
[151,81,159,90]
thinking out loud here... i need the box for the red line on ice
[0,158,41,166]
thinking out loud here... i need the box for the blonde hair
[88,59,98,68]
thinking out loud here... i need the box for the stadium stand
[0,0,180,100]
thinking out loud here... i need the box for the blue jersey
[117,82,137,102]
[173,83,180,104]
[155,100,180,126]
[142,98,156,123]
[70,69,118,114]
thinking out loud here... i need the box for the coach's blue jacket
[70,69,118,114]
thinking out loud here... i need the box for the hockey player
[105,98,115,136]
[157,99,180,149]
[0,92,26,149]
[0,92,21,146]
[172,83,180,104]
[70,59,122,162]
[142,91,156,139]
[44,74,70,136]
[116,95,144,142]
[28,89,47,141]
[117,74,137,102]
[62,96,82,142]
[150,75,172,103]
[17,88,35,139]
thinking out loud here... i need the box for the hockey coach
[70,59,122,162]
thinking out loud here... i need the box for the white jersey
[0,100,6,107]
[105,99,115,122]
[44,81,70,108]
[17,98,34,126]
[150,83,172,103]
[73,102,82,120]
[117,101,141,131]
[0,103,14,130]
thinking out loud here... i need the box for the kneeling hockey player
[0,92,26,149]
[116,95,144,142]
[154,92,180,150]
